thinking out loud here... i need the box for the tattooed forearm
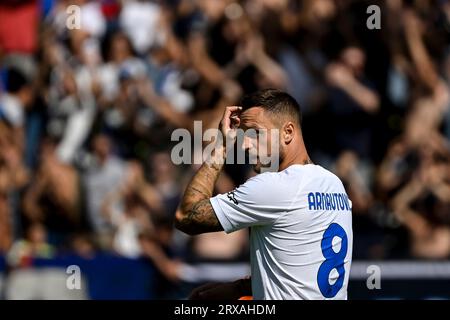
[175,199,223,235]
[175,148,225,235]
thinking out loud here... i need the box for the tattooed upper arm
[175,198,224,235]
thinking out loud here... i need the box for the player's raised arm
[174,106,241,235]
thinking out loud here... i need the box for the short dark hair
[4,67,28,94]
[240,89,302,127]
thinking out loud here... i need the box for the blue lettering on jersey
[330,193,336,210]
[308,192,351,211]
[325,194,331,210]
[308,193,316,210]
[316,192,323,210]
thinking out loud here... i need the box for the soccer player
[175,89,353,300]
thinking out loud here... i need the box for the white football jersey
[210,164,353,300]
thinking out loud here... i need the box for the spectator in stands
[391,150,450,259]
[83,133,127,249]
[7,223,55,268]
[22,138,81,246]
[0,68,33,152]
[0,121,29,252]
[101,161,162,258]
[149,151,181,219]
[325,46,380,160]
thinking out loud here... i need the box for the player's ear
[282,122,295,144]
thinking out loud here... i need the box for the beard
[248,148,284,173]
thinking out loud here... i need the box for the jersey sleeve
[210,173,288,233]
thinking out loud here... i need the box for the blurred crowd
[0,0,450,297]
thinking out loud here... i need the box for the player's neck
[279,143,312,171]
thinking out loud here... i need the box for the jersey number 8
[317,223,348,298]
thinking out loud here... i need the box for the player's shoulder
[246,164,323,181]
[244,166,292,186]
[241,171,279,194]
[283,164,346,191]
[281,164,334,180]
[236,171,294,206]
[294,164,342,181]
[241,164,313,193]
[309,164,341,180]
[243,164,341,188]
